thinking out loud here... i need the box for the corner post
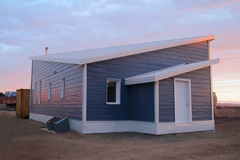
[82,64,87,121]
[208,40,214,121]
[154,81,159,123]
[29,61,33,113]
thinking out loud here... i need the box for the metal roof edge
[125,58,219,85]
[29,35,215,65]
[81,35,215,64]
[29,56,83,65]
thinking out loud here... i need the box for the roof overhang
[125,58,220,85]
[29,35,215,65]
[80,35,215,64]
[29,56,83,65]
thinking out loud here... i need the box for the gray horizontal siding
[31,60,83,120]
[32,106,82,120]
[87,41,209,121]
[159,67,211,122]
[159,79,175,122]
[181,67,211,121]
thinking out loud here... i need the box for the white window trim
[48,83,51,99]
[106,78,121,105]
[38,81,41,104]
[61,78,65,97]
[34,82,37,104]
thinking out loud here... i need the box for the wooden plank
[16,89,30,118]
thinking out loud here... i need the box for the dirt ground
[0,110,240,160]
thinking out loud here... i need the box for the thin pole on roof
[45,47,48,55]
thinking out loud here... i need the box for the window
[34,82,37,104]
[106,79,121,104]
[48,83,51,99]
[61,79,65,97]
[39,81,41,104]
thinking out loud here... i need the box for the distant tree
[0,92,5,97]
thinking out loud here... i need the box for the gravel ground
[0,110,240,160]
[215,108,240,118]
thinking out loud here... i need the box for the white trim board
[154,81,159,123]
[82,121,129,134]
[29,35,215,65]
[30,113,215,135]
[106,78,121,105]
[125,58,219,85]
[82,64,87,121]
[208,41,215,121]
[156,120,214,135]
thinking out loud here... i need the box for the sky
[0,0,240,104]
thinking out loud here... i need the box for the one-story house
[29,35,219,135]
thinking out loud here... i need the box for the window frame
[106,78,121,105]
[34,82,37,104]
[48,83,51,99]
[38,80,41,104]
[61,78,65,98]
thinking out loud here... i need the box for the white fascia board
[154,58,219,82]
[125,76,155,85]
[81,35,215,64]
[125,58,219,85]
[125,63,186,81]
[29,56,83,64]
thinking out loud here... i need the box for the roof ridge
[30,35,215,64]
[48,35,214,55]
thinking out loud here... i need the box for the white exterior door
[174,78,192,124]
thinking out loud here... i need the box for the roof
[30,35,215,65]
[125,58,220,85]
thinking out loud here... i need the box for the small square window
[106,79,121,104]
[48,83,51,99]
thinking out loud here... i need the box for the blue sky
[0,0,240,103]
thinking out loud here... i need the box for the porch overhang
[125,58,219,85]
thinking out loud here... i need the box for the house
[29,35,219,135]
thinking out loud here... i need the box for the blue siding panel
[31,60,83,120]
[130,83,154,122]
[87,41,209,121]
